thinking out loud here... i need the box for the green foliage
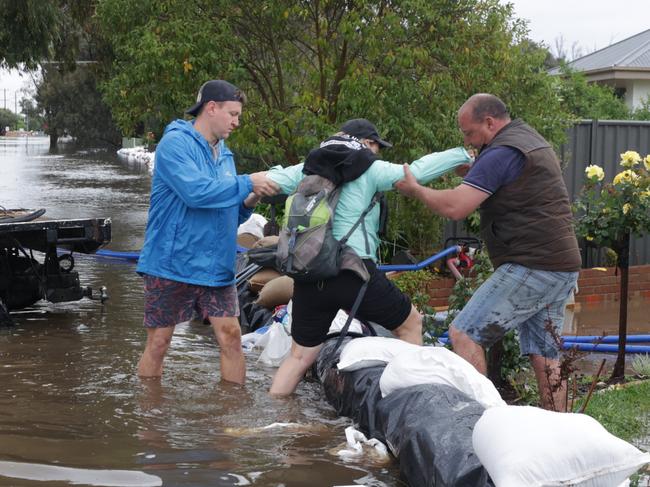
[574,152,650,252]
[630,96,650,121]
[0,0,93,69]
[94,0,579,257]
[554,66,630,121]
[19,99,44,132]
[35,66,122,147]
[0,108,19,132]
[631,354,650,377]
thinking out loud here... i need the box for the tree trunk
[611,232,630,381]
[49,130,58,152]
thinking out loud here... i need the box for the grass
[577,379,650,443]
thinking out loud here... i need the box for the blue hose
[378,245,460,272]
[562,335,650,344]
[563,342,650,354]
[437,337,650,354]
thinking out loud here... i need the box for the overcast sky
[503,0,650,58]
[2,1,649,113]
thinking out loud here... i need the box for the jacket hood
[163,119,232,156]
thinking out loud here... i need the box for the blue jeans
[452,263,578,359]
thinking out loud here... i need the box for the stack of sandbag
[246,236,294,310]
[317,337,494,487]
[317,336,650,487]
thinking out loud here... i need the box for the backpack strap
[338,192,382,249]
[326,277,370,363]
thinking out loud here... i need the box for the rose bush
[574,151,650,249]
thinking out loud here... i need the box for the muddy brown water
[1,136,649,486]
[0,137,401,487]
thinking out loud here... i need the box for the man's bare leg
[391,305,423,345]
[269,341,322,397]
[210,316,246,384]
[530,354,567,412]
[138,326,175,378]
[449,325,487,375]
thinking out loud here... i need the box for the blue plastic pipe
[562,342,650,354]
[378,245,460,272]
[562,335,650,344]
[436,337,650,354]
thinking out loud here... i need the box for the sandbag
[237,213,266,239]
[236,232,259,249]
[472,405,650,487]
[253,235,279,248]
[337,336,421,372]
[256,275,294,309]
[380,346,506,409]
[248,268,283,293]
[377,383,493,487]
[318,338,386,442]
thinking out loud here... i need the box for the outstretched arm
[395,164,488,220]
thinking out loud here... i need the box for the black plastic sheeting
[316,338,494,487]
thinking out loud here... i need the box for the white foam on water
[0,461,162,486]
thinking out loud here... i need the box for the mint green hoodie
[267,147,471,262]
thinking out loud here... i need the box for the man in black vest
[395,93,581,411]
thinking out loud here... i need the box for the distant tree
[35,65,122,150]
[554,66,630,121]
[19,98,44,131]
[0,0,94,69]
[0,108,19,133]
[631,97,650,121]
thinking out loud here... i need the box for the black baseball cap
[340,118,392,148]
[185,80,246,117]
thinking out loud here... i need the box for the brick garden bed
[423,265,650,308]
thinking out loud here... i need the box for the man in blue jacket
[136,80,278,383]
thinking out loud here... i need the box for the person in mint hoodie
[136,80,278,383]
[267,118,472,396]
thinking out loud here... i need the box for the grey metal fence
[443,119,650,266]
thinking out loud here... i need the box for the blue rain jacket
[136,119,253,286]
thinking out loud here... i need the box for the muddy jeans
[452,263,578,359]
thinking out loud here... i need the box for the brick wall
[423,265,650,308]
[576,265,650,303]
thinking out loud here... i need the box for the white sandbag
[379,346,506,409]
[328,309,364,335]
[337,336,421,372]
[472,405,650,487]
[237,213,267,239]
[257,322,292,367]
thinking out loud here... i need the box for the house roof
[549,28,650,75]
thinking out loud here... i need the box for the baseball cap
[340,118,392,148]
[185,80,246,117]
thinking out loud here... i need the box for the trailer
[0,209,111,325]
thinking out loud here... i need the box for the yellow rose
[620,150,641,167]
[586,236,594,241]
[613,170,639,185]
[623,203,632,214]
[645,155,650,172]
[585,164,605,181]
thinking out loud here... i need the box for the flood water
[0,137,401,487]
